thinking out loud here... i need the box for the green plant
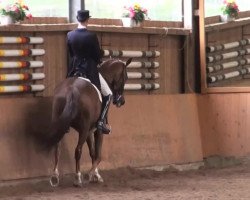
[123,3,148,24]
[0,1,32,22]
[221,0,239,17]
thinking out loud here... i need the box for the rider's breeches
[99,73,112,96]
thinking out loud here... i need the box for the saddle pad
[78,77,102,102]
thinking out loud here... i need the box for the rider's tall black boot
[97,94,112,134]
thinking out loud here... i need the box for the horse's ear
[125,58,132,67]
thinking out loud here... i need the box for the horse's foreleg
[88,130,104,183]
[50,143,60,187]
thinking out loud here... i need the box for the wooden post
[69,0,85,23]
[184,0,201,93]
[198,0,206,93]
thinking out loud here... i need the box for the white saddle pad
[78,77,102,102]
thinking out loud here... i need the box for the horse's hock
[0,24,203,182]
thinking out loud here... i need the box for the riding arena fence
[103,49,160,91]
[0,36,160,95]
[206,38,250,85]
[0,36,45,94]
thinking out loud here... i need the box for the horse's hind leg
[73,129,89,187]
[50,143,60,187]
[86,132,95,165]
[87,130,104,183]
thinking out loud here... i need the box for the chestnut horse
[48,58,132,187]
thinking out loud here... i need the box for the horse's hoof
[73,182,82,187]
[97,176,104,183]
[95,177,104,183]
[89,174,104,183]
[50,174,59,187]
[73,172,83,187]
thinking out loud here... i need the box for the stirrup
[97,121,111,134]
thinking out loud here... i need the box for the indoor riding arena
[2,0,250,199]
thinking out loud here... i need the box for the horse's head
[100,58,132,107]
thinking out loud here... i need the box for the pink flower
[26,13,32,19]
[5,5,11,12]
[128,6,133,12]
[129,11,135,18]
[142,8,147,14]
[11,5,19,13]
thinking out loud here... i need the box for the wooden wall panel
[99,32,184,94]
[158,35,183,93]
[206,27,242,45]
[100,32,151,95]
[205,11,250,25]
[243,24,250,36]
[36,32,68,96]
[22,17,68,24]
[0,21,188,96]
[0,29,185,97]
[198,93,250,157]
[90,18,183,28]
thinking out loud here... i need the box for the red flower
[22,5,29,10]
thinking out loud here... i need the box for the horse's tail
[47,87,79,149]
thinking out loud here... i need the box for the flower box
[122,4,147,27]
[121,17,132,27]
[121,17,141,27]
[220,14,235,22]
[221,0,239,22]
[0,15,14,25]
[0,1,32,24]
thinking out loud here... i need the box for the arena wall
[0,20,194,181]
[2,93,250,181]
[0,94,203,181]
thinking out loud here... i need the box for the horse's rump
[48,78,101,148]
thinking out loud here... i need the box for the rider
[67,10,112,134]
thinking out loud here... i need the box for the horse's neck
[99,60,116,87]
[100,69,111,86]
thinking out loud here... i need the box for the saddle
[73,70,86,78]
